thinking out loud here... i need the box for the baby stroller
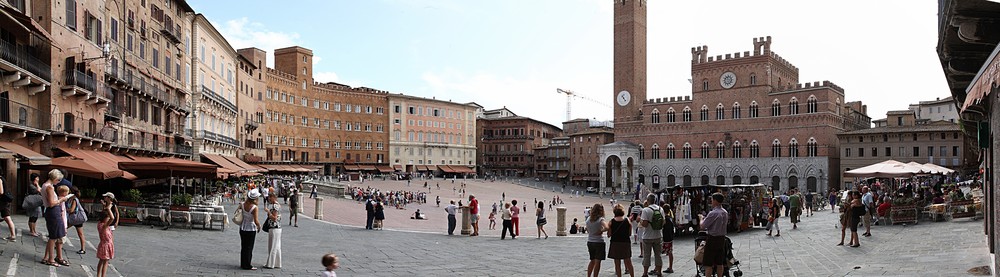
[694,231,743,277]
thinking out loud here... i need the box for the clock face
[617,90,631,106]
[720,72,737,89]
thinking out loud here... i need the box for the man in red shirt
[469,195,480,236]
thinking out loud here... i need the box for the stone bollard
[314,197,324,220]
[297,194,305,213]
[460,206,472,235]
[556,206,567,236]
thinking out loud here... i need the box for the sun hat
[101,192,115,199]
[247,189,261,200]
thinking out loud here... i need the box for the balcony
[175,144,193,156]
[0,98,47,133]
[481,135,535,141]
[200,85,237,113]
[0,39,50,85]
[244,118,259,132]
[160,24,182,44]
[199,130,239,147]
[52,113,113,143]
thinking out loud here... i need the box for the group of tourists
[349,186,428,210]
[236,181,300,271]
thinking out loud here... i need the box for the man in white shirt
[640,194,664,276]
[444,200,458,235]
[861,186,873,237]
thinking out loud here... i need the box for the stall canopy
[0,141,49,165]
[222,155,267,174]
[844,160,921,178]
[922,163,956,175]
[201,154,248,176]
[54,148,136,180]
[376,165,394,173]
[119,156,219,178]
[438,165,456,173]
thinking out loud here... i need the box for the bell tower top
[613,0,647,124]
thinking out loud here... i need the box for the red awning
[376,165,394,173]
[55,148,135,180]
[201,154,247,176]
[119,157,219,178]
[0,141,49,165]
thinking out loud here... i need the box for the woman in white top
[240,190,261,270]
[264,194,282,269]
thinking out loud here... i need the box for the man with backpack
[639,194,664,277]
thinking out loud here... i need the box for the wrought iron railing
[0,98,46,130]
[64,69,98,93]
[0,39,50,81]
[200,85,237,113]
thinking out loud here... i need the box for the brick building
[387,94,477,176]
[534,136,569,182]
[235,48,266,164]
[262,46,388,175]
[477,108,562,177]
[600,1,870,194]
[569,124,614,189]
[838,110,973,188]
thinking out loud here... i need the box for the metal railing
[0,98,46,130]
[54,113,107,140]
[0,39,50,81]
[64,70,98,93]
[175,144,193,155]
[200,130,239,146]
[200,86,237,113]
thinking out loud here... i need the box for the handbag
[66,199,88,226]
[22,194,42,210]
[262,217,274,233]
[694,241,706,263]
[231,205,244,225]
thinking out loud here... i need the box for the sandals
[57,259,70,266]
[77,250,86,254]
[42,260,61,267]
[836,242,844,246]
[4,237,15,242]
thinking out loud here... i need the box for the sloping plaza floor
[0,178,989,276]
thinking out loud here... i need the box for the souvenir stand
[709,184,770,232]
[663,185,711,235]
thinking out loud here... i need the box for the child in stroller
[694,231,742,277]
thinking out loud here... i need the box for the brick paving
[0,179,988,276]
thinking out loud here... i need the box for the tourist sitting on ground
[411,209,426,220]
[569,218,579,234]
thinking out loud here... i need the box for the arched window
[667,143,676,159]
[807,95,818,113]
[732,141,742,158]
[789,97,799,115]
[667,108,676,122]
[749,140,760,158]
[771,139,782,157]
[732,102,741,119]
[702,79,709,91]
[651,109,660,123]
[750,73,757,85]
[682,107,692,122]
[700,105,709,121]
[639,144,645,159]
[789,138,799,157]
[749,101,759,118]
[682,143,692,159]
[716,103,725,120]
[651,144,660,159]
[701,142,710,158]
[771,99,781,116]
[716,141,726,158]
[807,137,818,157]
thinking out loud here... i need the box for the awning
[376,165,394,173]
[0,4,52,41]
[438,165,457,173]
[201,154,247,176]
[558,172,569,178]
[119,157,219,178]
[344,165,360,171]
[963,43,1000,112]
[0,141,49,165]
[393,165,403,171]
[222,155,267,173]
[55,148,136,180]
[359,165,376,171]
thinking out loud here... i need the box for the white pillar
[314,197,324,220]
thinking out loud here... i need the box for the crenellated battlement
[767,52,799,73]
[644,95,692,104]
[774,80,844,94]
[690,36,799,73]
[266,68,297,81]
[351,86,389,94]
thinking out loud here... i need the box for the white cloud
[314,72,340,83]
[313,56,323,65]
[215,17,300,67]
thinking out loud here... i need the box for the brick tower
[613,0,647,126]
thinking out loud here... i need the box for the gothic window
[807,95,818,113]
[771,99,781,116]
[667,143,676,159]
[789,97,799,115]
[651,144,660,159]
[789,138,799,157]
[732,102,741,119]
[651,109,660,123]
[683,107,692,122]
[716,103,725,120]
[702,79,709,91]
[639,144,645,159]
[716,141,725,158]
[749,140,760,158]
[806,137,818,157]
[771,139,781,157]
[749,74,757,85]
[666,108,676,123]
[732,141,742,158]
[749,101,759,118]
[682,143,692,159]
[701,142,710,159]
[700,105,709,121]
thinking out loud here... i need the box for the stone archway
[789,176,799,190]
[807,176,818,193]
[771,176,781,191]
[604,155,623,191]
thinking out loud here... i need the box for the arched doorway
[604,155,623,192]
[716,175,725,186]
[667,175,676,187]
[771,176,781,191]
[788,176,799,190]
[733,175,742,185]
[750,175,759,184]
[701,175,710,186]
[807,176,818,193]
[650,174,658,190]
[683,175,692,187]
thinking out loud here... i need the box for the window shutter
[97,19,103,45]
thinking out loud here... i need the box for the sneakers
[664,268,674,273]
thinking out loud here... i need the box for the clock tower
[613,0,646,124]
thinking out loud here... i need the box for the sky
[188,0,950,128]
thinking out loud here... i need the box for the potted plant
[170,193,192,211]
[119,208,139,224]
[78,188,98,203]
[119,189,143,207]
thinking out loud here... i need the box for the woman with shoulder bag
[24,173,43,237]
[263,194,282,269]
[66,186,88,254]
[239,190,262,270]
[536,201,548,239]
[607,204,634,277]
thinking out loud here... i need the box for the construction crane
[556,88,612,121]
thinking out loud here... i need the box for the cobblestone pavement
[0,182,989,276]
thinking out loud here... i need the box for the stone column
[297,194,304,213]
[556,206,568,236]
[460,206,471,235]
[314,197,324,220]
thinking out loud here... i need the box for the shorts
[0,203,9,218]
[790,207,801,223]
[702,236,728,266]
[471,214,480,223]
[73,224,83,228]
[661,241,673,255]
[587,241,606,260]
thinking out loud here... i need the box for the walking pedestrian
[24,173,42,237]
[780,192,790,217]
[660,202,675,274]
[501,202,515,239]
[288,189,299,227]
[41,169,73,268]
[445,200,458,235]
[436,196,441,207]
[310,184,317,198]
[489,211,497,230]
[607,204,634,277]
[804,191,814,217]
[239,190,262,270]
[767,196,781,237]
[95,193,116,277]
[789,189,802,229]
[700,193,729,277]
[586,203,608,277]
[264,194,282,269]
[536,201,548,239]
[829,190,839,212]
[639,194,664,277]
[510,199,520,236]
[321,253,340,277]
